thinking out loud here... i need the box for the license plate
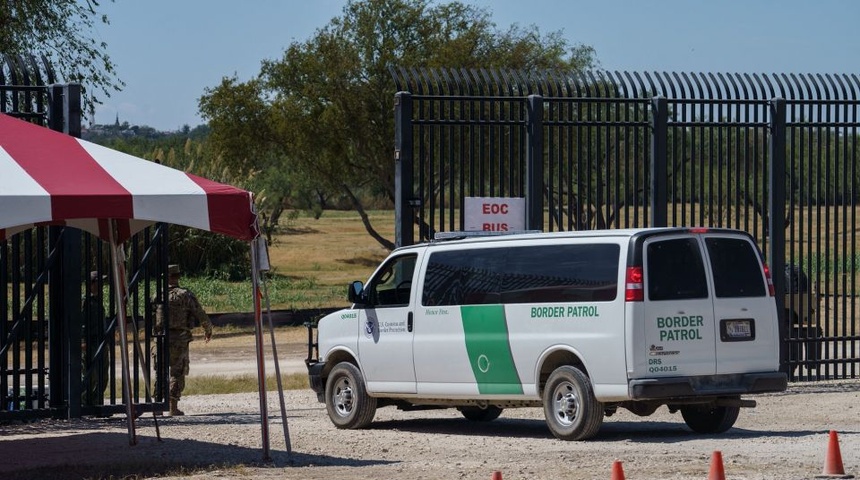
[720,319,755,341]
[726,320,751,337]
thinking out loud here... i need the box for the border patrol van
[306,228,787,440]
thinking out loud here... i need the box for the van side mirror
[348,281,365,304]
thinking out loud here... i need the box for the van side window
[422,250,501,306]
[366,254,417,307]
[500,244,619,303]
[705,237,766,298]
[647,238,708,301]
[422,244,619,306]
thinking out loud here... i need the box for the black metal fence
[392,68,860,380]
[1,54,169,420]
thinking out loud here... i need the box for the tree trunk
[342,183,396,251]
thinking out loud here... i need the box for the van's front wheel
[680,402,740,434]
[542,366,603,440]
[325,362,377,429]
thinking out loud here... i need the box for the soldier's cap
[168,264,181,276]
[89,271,107,282]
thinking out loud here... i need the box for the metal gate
[1,54,169,420]
[392,68,860,381]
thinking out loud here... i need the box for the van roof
[394,227,749,252]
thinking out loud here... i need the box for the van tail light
[625,266,644,302]
[763,263,775,296]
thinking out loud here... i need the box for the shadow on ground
[0,429,393,480]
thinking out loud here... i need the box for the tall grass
[182,274,347,313]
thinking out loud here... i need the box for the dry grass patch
[200,325,308,348]
[265,210,393,309]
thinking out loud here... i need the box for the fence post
[526,95,544,231]
[62,83,82,137]
[48,84,64,131]
[394,91,414,247]
[47,83,84,417]
[650,96,668,227]
[769,97,787,373]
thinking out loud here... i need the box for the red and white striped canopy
[0,113,258,242]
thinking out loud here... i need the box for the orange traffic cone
[815,430,855,478]
[708,450,726,480]
[610,460,626,480]
[491,471,503,480]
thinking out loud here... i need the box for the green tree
[200,0,595,250]
[0,0,123,115]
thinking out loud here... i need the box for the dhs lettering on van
[656,315,704,341]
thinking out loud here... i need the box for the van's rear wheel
[680,402,740,434]
[325,362,377,429]
[458,406,503,422]
[542,366,603,440]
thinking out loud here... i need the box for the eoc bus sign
[464,197,525,232]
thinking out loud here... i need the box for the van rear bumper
[628,372,787,400]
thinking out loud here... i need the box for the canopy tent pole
[254,236,291,454]
[108,219,137,445]
[250,242,270,460]
[263,277,292,454]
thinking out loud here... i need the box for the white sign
[464,197,525,232]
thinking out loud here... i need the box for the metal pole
[769,97,788,373]
[394,91,414,247]
[108,219,136,445]
[262,270,291,455]
[526,94,544,231]
[650,95,669,227]
[250,243,270,460]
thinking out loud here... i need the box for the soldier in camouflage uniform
[153,264,213,416]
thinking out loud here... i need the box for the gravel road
[2,377,858,480]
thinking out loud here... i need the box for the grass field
[184,210,394,313]
[266,210,394,309]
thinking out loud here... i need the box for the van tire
[458,406,503,422]
[325,362,377,429]
[680,403,740,434]
[542,366,604,440]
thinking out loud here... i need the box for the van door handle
[407,312,413,332]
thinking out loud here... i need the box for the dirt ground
[1,333,858,480]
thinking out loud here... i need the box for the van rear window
[647,238,708,301]
[705,237,766,298]
[422,244,619,306]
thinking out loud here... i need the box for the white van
[306,227,787,440]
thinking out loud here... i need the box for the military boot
[169,399,184,416]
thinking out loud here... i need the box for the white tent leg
[250,243,270,460]
[108,219,136,445]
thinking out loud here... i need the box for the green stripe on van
[460,305,523,394]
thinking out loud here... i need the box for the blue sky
[92,0,860,131]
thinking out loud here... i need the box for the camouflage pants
[154,340,190,402]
